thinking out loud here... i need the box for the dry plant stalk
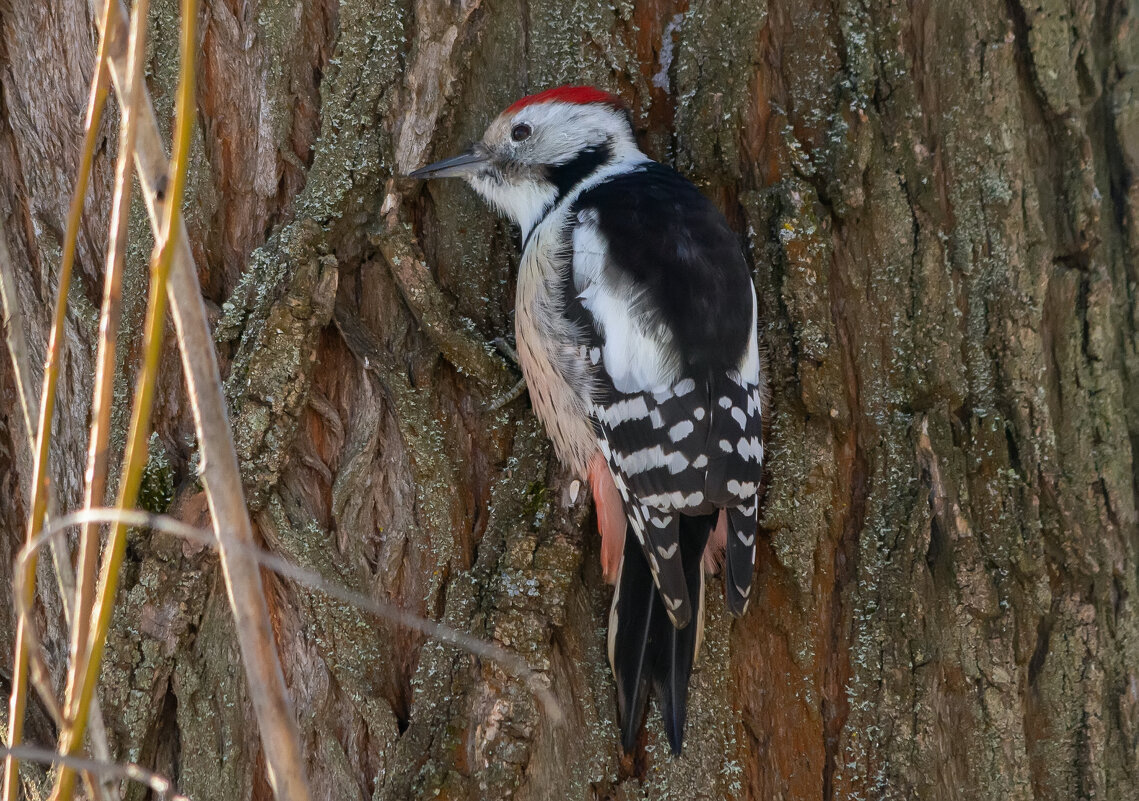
[0,223,35,441]
[49,1,163,798]
[53,1,312,799]
[1,0,549,794]
[1,230,119,801]
[1,745,185,801]
[0,0,115,796]
[15,509,565,726]
[69,0,138,723]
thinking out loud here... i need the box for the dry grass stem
[68,0,140,725]
[0,745,187,801]
[0,222,35,442]
[49,2,154,798]
[1,225,119,801]
[16,509,564,725]
[79,1,312,799]
[1,2,115,796]
[0,218,65,743]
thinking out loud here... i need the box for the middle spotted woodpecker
[410,86,764,755]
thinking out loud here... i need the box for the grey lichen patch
[741,181,844,607]
[138,431,175,514]
[296,0,409,224]
[254,0,320,175]
[759,409,835,604]
[107,193,160,467]
[378,565,481,800]
[1018,0,1096,118]
[1025,592,1106,797]
[257,494,401,781]
[671,0,767,181]
[372,217,516,397]
[173,587,260,801]
[144,0,181,135]
[754,179,845,420]
[418,171,518,335]
[376,417,588,800]
[639,593,742,800]
[527,0,640,92]
[831,434,926,799]
[464,423,587,770]
[524,576,623,799]
[223,221,338,511]
[98,526,212,777]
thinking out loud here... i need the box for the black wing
[568,162,764,623]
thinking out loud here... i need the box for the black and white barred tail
[609,512,713,755]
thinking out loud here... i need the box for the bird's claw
[493,336,520,366]
[486,376,527,411]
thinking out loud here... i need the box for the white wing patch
[594,396,650,427]
[738,280,761,385]
[573,211,681,393]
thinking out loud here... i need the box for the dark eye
[511,123,532,142]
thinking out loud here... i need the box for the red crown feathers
[504,85,626,115]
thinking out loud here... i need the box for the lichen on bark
[0,0,1136,799]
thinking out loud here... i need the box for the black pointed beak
[407,148,488,180]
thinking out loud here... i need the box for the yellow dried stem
[0,0,114,796]
[49,0,160,797]
[84,0,314,797]
[68,0,145,728]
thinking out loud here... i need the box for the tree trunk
[1,0,1137,799]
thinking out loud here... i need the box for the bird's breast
[515,229,596,477]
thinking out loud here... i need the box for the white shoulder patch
[738,280,760,385]
[572,213,681,393]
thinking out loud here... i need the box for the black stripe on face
[546,141,612,202]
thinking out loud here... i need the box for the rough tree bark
[1,0,1137,799]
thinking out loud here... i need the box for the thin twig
[14,509,563,724]
[1,0,115,794]
[373,218,515,397]
[486,377,528,411]
[0,215,64,737]
[0,224,119,801]
[50,2,158,798]
[0,220,35,442]
[0,745,187,801]
[89,2,313,800]
[69,0,138,729]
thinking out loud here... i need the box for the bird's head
[409,86,641,235]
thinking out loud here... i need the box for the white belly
[515,228,597,477]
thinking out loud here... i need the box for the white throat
[467,174,558,238]
[468,140,647,241]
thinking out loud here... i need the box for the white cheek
[469,174,556,237]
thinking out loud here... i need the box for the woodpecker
[410,86,763,755]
